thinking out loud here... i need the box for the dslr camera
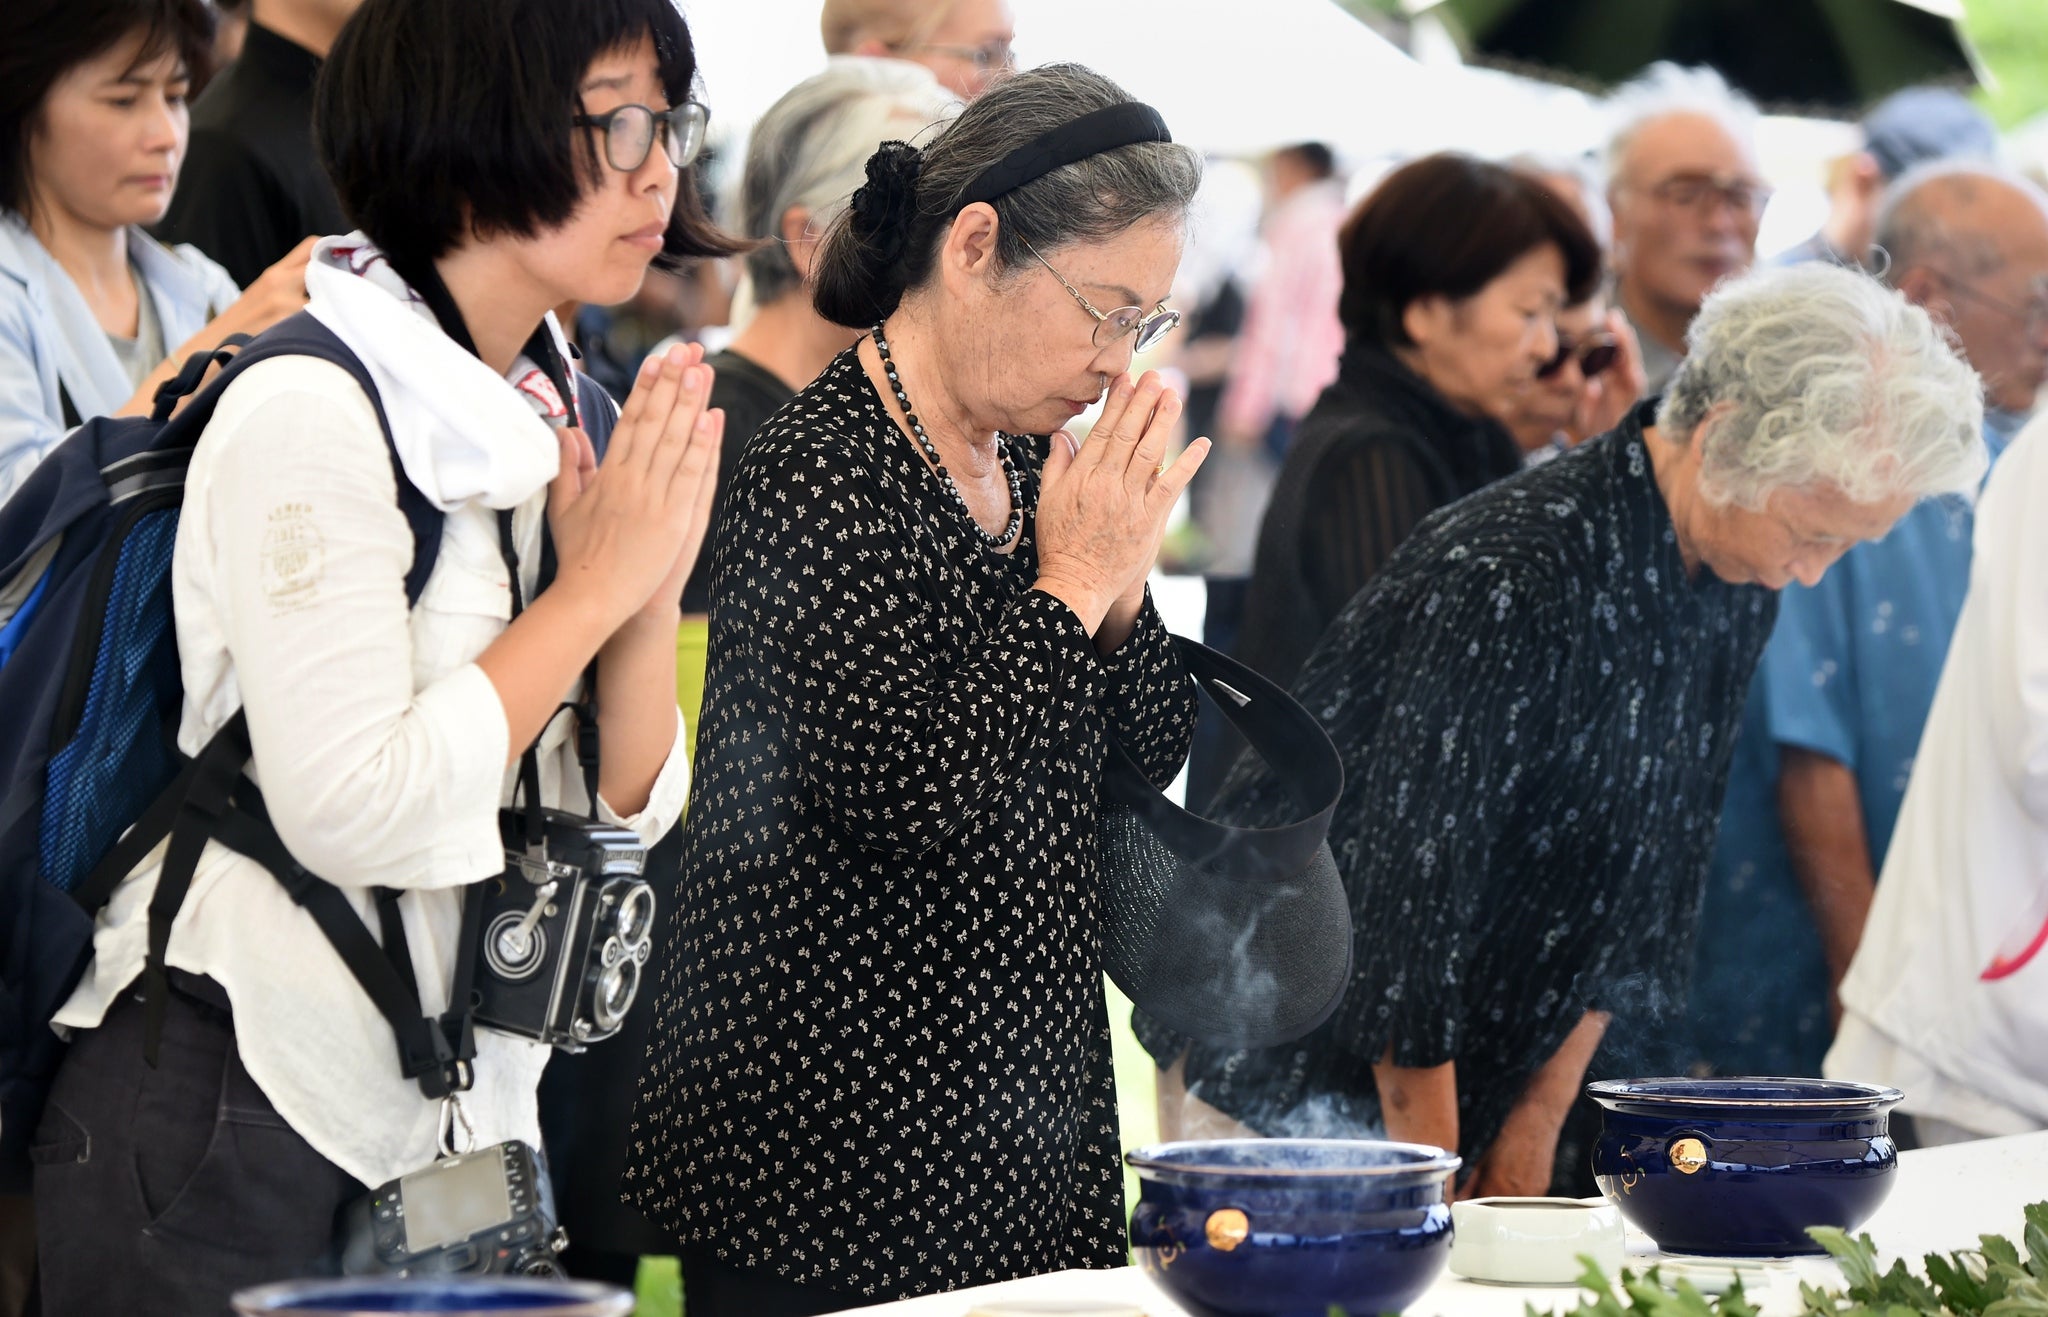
[340,1140,566,1276]
[475,807,655,1050]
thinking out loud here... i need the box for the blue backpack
[0,311,615,1186]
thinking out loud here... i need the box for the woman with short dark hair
[627,61,1206,1316]
[32,0,734,1310]
[1231,152,1601,689]
[0,0,318,504]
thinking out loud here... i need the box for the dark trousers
[679,1248,863,1317]
[0,1194,33,1317]
[31,978,364,1317]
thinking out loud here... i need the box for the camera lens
[595,957,640,1033]
[485,912,547,980]
[616,883,655,945]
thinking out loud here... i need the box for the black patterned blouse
[1139,408,1776,1174]
[626,346,1197,1300]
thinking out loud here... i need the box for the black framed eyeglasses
[573,100,709,173]
[1021,236,1180,353]
[1643,171,1773,220]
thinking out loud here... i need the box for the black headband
[954,102,1172,207]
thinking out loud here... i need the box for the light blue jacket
[0,212,239,504]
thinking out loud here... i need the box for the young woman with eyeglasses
[30,0,736,1310]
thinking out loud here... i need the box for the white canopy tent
[679,0,1606,166]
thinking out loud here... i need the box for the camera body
[474,808,654,1051]
[339,1141,566,1277]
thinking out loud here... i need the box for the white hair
[1873,159,2048,281]
[737,57,959,307]
[1506,151,1613,256]
[1603,62,1759,181]
[1657,263,1987,508]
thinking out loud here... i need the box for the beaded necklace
[873,322,1022,550]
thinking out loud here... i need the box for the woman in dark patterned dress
[626,65,1206,1314]
[1142,263,1987,1199]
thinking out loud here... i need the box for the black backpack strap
[149,336,254,421]
[138,711,253,1064]
[210,314,444,605]
[211,787,481,1099]
[372,888,418,1002]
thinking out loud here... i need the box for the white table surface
[840,1132,2048,1317]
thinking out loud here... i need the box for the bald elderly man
[1605,64,1767,394]
[1687,163,2048,1082]
[819,0,1014,99]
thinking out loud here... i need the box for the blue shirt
[0,213,239,503]
[1687,422,2014,1076]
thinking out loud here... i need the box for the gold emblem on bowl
[1669,1137,1709,1175]
[1205,1208,1251,1251]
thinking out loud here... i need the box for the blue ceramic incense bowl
[1587,1077,1904,1257]
[230,1278,634,1315]
[1127,1139,1461,1317]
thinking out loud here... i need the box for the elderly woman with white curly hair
[1146,261,1986,1199]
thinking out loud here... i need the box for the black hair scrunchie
[849,139,923,259]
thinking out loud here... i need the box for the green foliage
[1536,1204,2048,1317]
[635,1254,683,1317]
[1962,0,2048,130]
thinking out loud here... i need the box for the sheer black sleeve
[1300,436,1445,625]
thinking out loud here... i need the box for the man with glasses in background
[1685,163,2048,1091]
[1604,63,1766,395]
[820,0,1015,100]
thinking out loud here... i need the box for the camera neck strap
[398,250,604,836]
[495,504,603,848]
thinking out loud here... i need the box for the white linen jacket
[56,237,691,1187]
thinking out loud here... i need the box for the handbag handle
[1100,635,1344,881]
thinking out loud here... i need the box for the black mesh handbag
[1098,636,1350,1050]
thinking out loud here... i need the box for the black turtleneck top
[155,24,348,288]
[1234,342,1526,689]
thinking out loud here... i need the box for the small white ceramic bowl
[1448,1196,1626,1285]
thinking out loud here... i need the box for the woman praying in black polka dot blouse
[625,65,1208,1315]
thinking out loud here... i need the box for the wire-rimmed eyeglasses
[573,101,710,173]
[1932,269,2048,339]
[901,38,1015,72]
[1021,236,1180,353]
